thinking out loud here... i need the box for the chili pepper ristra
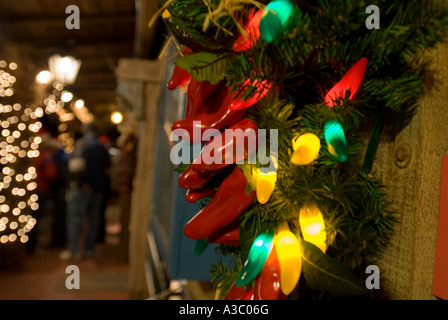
[184,166,255,240]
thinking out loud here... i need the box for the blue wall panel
[149,42,224,281]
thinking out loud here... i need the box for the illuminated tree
[0,59,42,247]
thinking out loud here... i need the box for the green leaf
[175,52,228,84]
[174,163,189,174]
[300,239,368,297]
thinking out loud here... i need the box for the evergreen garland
[155,0,448,299]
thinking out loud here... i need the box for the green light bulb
[259,0,294,43]
[236,230,274,287]
[324,120,347,162]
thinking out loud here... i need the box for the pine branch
[210,255,241,295]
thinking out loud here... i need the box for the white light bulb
[75,99,84,109]
[61,91,74,102]
[36,70,52,84]
[57,57,73,74]
[111,111,123,124]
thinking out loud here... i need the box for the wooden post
[116,57,166,300]
[375,42,448,299]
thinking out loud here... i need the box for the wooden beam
[75,72,116,82]
[134,0,165,59]
[2,33,134,52]
[0,13,136,23]
[72,84,117,93]
[376,42,448,299]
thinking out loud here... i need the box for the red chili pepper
[167,48,193,90]
[178,164,219,190]
[184,166,255,240]
[183,79,227,119]
[254,246,288,300]
[191,118,259,172]
[207,219,240,246]
[225,281,254,300]
[172,80,246,144]
[225,78,272,111]
[167,65,191,90]
[185,187,216,203]
[242,287,254,300]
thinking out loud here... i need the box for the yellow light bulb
[291,133,321,165]
[255,168,277,204]
[303,221,324,236]
[241,164,277,204]
[274,222,302,295]
[162,9,171,19]
[299,203,327,253]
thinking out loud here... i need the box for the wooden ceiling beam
[0,13,135,24]
[72,77,117,86]
[71,87,118,95]
[72,80,116,88]
[2,34,135,49]
[71,92,117,106]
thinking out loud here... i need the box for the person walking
[60,122,110,261]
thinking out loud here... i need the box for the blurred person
[29,131,59,254]
[51,144,69,248]
[60,122,110,261]
[96,134,112,243]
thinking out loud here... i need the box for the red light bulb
[233,9,263,52]
[324,57,368,107]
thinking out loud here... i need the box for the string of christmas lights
[0,60,41,244]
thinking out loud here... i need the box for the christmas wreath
[152,0,448,300]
